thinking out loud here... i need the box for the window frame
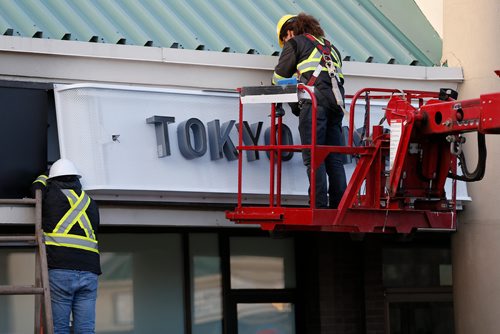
[219,231,298,334]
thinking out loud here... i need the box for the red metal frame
[227,86,500,233]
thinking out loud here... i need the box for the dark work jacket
[40,176,101,275]
[273,34,345,113]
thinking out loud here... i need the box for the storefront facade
[0,35,462,333]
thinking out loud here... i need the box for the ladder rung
[0,235,37,241]
[0,198,37,205]
[0,235,38,247]
[0,285,44,295]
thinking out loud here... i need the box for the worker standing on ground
[31,158,101,334]
[272,13,347,208]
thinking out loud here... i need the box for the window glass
[97,233,184,333]
[389,302,454,334]
[237,303,295,334]
[0,251,35,334]
[383,248,452,288]
[97,253,134,332]
[230,237,295,289]
[189,233,222,334]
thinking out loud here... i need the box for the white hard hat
[48,159,81,179]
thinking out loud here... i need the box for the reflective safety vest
[44,189,99,254]
[272,35,343,86]
[301,34,346,113]
[296,34,343,83]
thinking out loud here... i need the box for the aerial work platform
[226,83,500,233]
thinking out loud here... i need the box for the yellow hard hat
[276,14,297,48]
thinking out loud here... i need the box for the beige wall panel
[444,0,500,333]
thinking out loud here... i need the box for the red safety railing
[227,85,461,233]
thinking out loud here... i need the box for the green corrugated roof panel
[0,0,442,66]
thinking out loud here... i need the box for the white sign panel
[53,84,305,202]
[53,84,469,204]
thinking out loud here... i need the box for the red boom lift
[225,83,500,233]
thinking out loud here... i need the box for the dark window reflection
[383,248,452,288]
[390,302,454,334]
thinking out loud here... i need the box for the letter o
[177,118,207,159]
[264,124,294,161]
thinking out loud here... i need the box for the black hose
[448,133,487,182]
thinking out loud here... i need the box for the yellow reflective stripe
[297,49,342,77]
[53,190,96,239]
[297,60,321,70]
[77,219,88,237]
[80,211,95,240]
[272,72,287,85]
[45,241,99,254]
[297,37,342,76]
[45,232,98,243]
[53,190,85,232]
[45,232,99,253]
[298,66,343,76]
[79,212,93,238]
[298,59,341,71]
[297,50,321,70]
[64,195,90,234]
[66,191,76,206]
[66,192,87,235]
[68,190,93,238]
[46,189,98,254]
[311,50,322,59]
[311,35,341,64]
[329,47,341,64]
[32,175,48,186]
[55,189,92,235]
[299,66,320,73]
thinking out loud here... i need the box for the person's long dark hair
[280,12,324,41]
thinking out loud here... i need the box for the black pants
[298,103,347,208]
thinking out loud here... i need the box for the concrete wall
[443,0,500,333]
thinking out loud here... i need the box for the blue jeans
[299,103,347,208]
[49,269,98,334]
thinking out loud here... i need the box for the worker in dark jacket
[273,13,347,208]
[32,158,101,334]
